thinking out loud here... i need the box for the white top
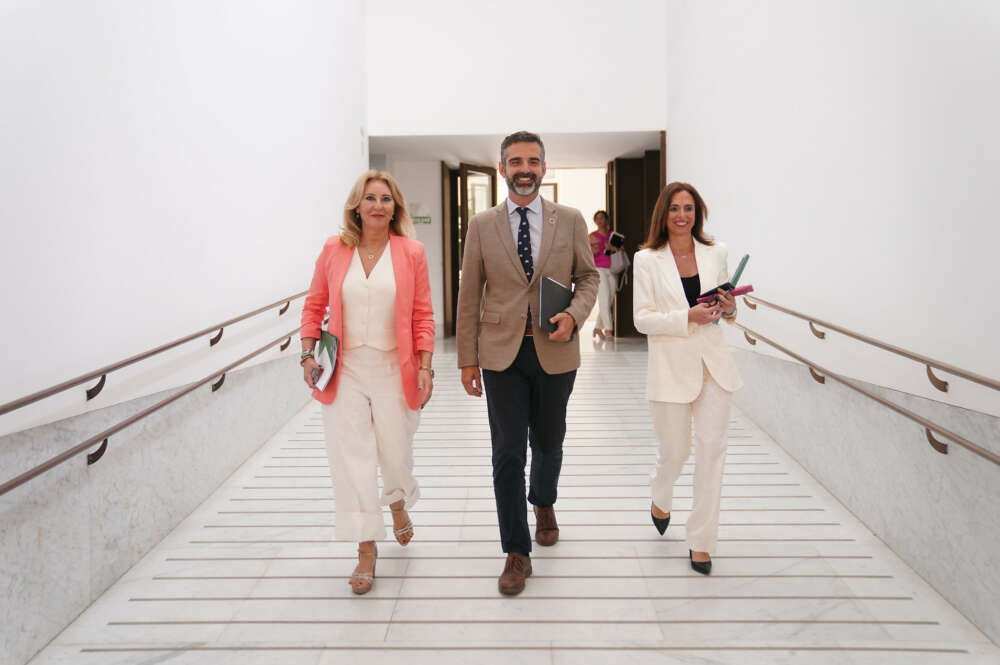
[341,248,397,351]
[506,194,542,266]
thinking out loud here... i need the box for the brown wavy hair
[340,170,415,248]
[643,182,714,250]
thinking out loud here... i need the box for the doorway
[441,162,497,336]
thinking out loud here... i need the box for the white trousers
[321,345,420,543]
[596,267,616,331]
[649,364,731,554]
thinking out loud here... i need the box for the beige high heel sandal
[391,505,414,546]
[349,544,377,595]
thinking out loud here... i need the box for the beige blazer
[456,198,599,374]
[633,241,743,403]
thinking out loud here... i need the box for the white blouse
[341,249,397,351]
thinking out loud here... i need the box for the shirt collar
[507,194,543,217]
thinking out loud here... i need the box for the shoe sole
[535,532,559,546]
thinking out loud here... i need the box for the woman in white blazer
[632,182,743,575]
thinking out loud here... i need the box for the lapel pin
[547,217,555,225]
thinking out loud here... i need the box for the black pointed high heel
[689,549,712,575]
[650,505,670,535]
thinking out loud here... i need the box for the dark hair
[500,131,545,164]
[593,210,609,222]
[643,182,714,250]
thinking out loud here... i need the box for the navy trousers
[482,337,576,554]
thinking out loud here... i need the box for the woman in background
[632,182,742,575]
[589,210,617,338]
[300,170,435,594]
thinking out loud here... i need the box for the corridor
[28,328,998,664]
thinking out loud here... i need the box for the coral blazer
[633,241,743,403]
[300,234,435,410]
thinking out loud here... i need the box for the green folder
[730,253,749,286]
[313,331,339,391]
[713,253,749,325]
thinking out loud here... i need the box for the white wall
[0,1,368,436]
[666,0,1000,416]
[366,0,668,136]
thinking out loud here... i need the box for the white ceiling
[370,131,662,169]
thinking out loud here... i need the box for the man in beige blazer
[457,131,599,595]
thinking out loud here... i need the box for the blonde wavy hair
[340,170,414,247]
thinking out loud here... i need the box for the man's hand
[461,365,483,397]
[547,312,576,343]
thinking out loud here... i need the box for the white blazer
[633,241,743,403]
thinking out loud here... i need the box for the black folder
[538,276,575,339]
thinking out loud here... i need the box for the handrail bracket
[209,328,224,347]
[211,374,226,392]
[926,429,949,455]
[87,439,108,465]
[809,321,826,340]
[926,366,949,393]
[85,374,107,401]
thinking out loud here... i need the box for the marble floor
[29,326,1000,664]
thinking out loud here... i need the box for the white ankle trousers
[596,267,616,331]
[649,364,731,554]
[321,345,420,543]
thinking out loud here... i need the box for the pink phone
[697,284,754,304]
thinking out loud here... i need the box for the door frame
[441,162,497,336]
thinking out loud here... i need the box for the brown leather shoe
[533,505,559,546]
[498,552,532,595]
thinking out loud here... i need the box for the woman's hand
[688,302,723,325]
[716,288,737,317]
[417,368,434,407]
[302,357,320,388]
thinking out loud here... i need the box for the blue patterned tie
[516,207,534,281]
[516,206,534,330]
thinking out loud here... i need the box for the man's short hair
[500,131,545,165]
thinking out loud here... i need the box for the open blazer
[633,241,743,403]
[456,199,599,374]
[300,234,435,410]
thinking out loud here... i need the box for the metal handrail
[0,290,307,417]
[0,327,300,497]
[734,322,1000,467]
[743,295,1000,393]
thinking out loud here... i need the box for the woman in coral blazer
[633,182,742,576]
[300,170,434,595]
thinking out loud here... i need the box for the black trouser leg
[527,359,576,508]
[483,344,533,554]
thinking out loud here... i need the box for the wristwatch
[419,366,435,378]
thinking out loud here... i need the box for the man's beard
[505,172,541,197]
